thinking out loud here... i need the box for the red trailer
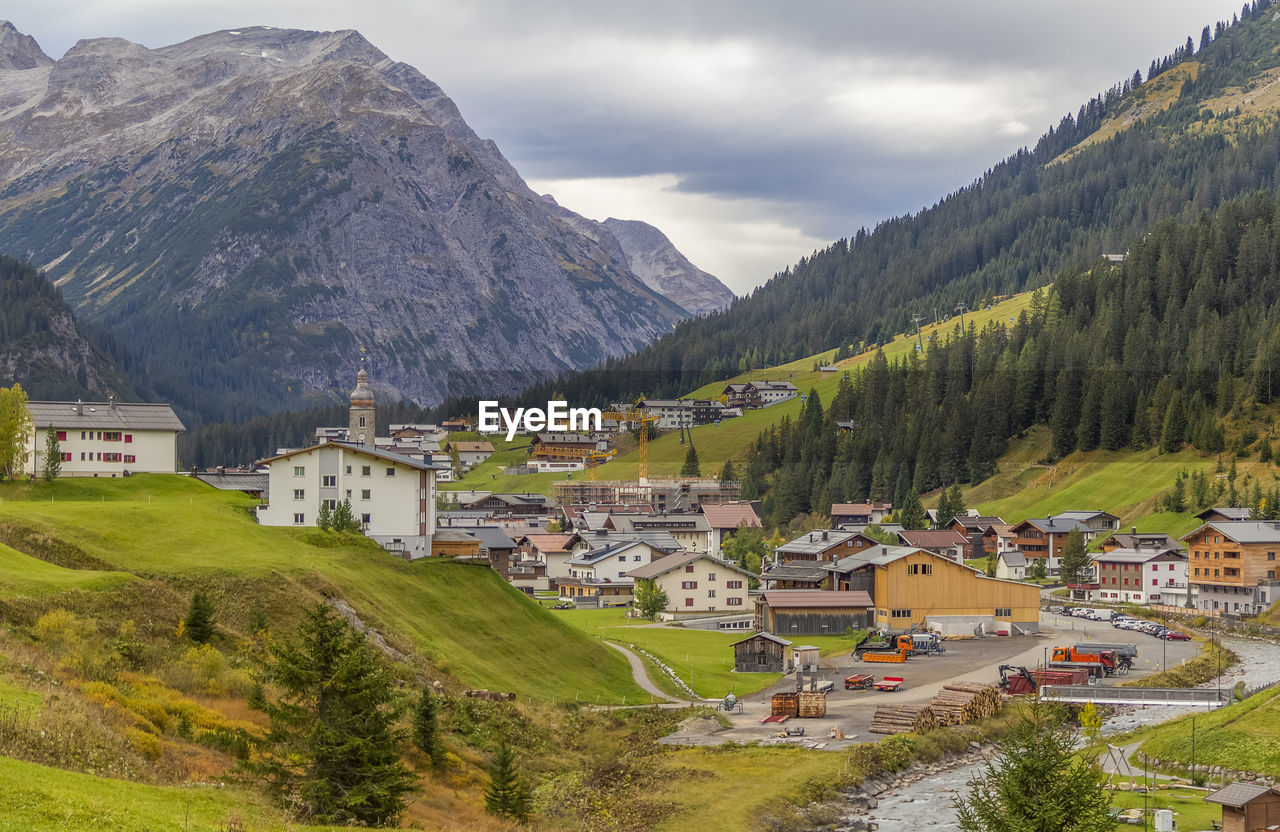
[999,665,1090,695]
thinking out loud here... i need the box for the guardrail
[1039,685,1232,707]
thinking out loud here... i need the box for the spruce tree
[184,591,216,644]
[316,501,333,531]
[896,489,927,530]
[719,458,737,483]
[1049,370,1081,459]
[680,441,701,477]
[484,744,531,823]
[251,603,413,825]
[937,484,965,528]
[413,688,446,768]
[1058,528,1091,585]
[42,426,61,480]
[333,498,358,532]
[1161,391,1187,453]
[955,703,1113,831]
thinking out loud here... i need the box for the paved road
[601,640,687,704]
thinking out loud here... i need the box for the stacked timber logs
[928,682,1001,726]
[869,704,938,734]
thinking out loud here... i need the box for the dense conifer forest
[742,192,1280,526]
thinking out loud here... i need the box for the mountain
[522,3,1280,406]
[602,218,734,315]
[0,23,715,419]
[0,254,141,401]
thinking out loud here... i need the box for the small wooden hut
[732,632,793,673]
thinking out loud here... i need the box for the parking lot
[664,609,1205,749]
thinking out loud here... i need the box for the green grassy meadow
[1134,686,1280,776]
[0,475,647,704]
[555,607,861,698]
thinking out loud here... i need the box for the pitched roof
[999,551,1028,567]
[1054,510,1119,522]
[193,472,268,492]
[1204,782,1276,808]
[452,526,518,551]
[757,590,874,609]
[761,564,830,582]
[626,551,754,580]
[701,503,762,529]
[1196,506,1253,521]
[606,513,711,533]
[776,530,861,555]
[447,441,494,452]
[567,539,650,566]
[517,533,582,552]
[831,502,892,516]
[1092,547,1186,565]
[1099,532,1181,552]
[27,400,185,432]
[823,545,930,573]
[731,632,792,647]
[464,493,549,509]
[534,433,596,444]
[951,515,1006,530]
[1013,516,1093,534]
[1181,521,1280,545]
[897,529,968,548]
[259,441,443,471]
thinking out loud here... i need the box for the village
[16,373,1280,830]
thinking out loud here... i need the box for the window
[345,465,352,474]
[1194,568,1200,576]
[80,431,86,440]
[618,571,627,579]
[345,489,352,500]
[293,489,305,500]
[359,416,366,427]
[60,452,71,461]
[995,608,1012,617]
[685,564,695,573]
[123,454,135,464]
[681,581,698,589]
[386,467,396,477]
[293,465,305,477]
[292,513,305,525]
[361,513,371,525]
[1270,552,1277,562]
[684,598,694,607]
[103,431,122,442]
[727,580,743,589]
[102,452,121,462]
[323,499,337,510]
[1152,579,1158,586]
[322,475,336,487]
[362,466,371,476]
[80,452,85,461]
[56,430,66,441]
[707,589,716,598]
[124,434,132,443]
[707,572,717,581]
[907,563,933,576]
[361,489,371,500]
[727,597,743,606]
[633,555,642,561]
[890,609,912,619]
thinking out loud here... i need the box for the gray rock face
[603,218,736,315]
[0,23,699,410]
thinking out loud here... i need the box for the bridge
[1038,684,1232,708]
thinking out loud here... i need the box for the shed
[754,590,873,636]
[1204,783,1280,832]
[790,644,820,672]
[731,632,793,673]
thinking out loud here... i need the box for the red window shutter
[684,598,693,607]
[124,434,133,443]
[56,431,66,441]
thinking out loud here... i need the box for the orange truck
[861,646,910,663]
[1050,646,1123,676]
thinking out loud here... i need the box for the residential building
[626,551,754,618]
[636,399,691,430]
[949,515,1007,557]
[603,512,713,553]
[820,545,1041,634]
[1051,510,1120,533]
[995,551,1027,581]
[558,539,663,606]
[774,529,882,564]
[1195,507,1253,523]
[1097,529,1181,553]
[462,492,553,518]
[23,397,185,477]
[552,478,741,512]
[445,440,494,470]
[754,590,873,636]
[723,383,761,410]
[452,526,518,578]
[1007,515,1101,573]
[896,529,970,562]
[515,532,592,586]
[1182,521,1280,615]
[751,380,798,406]
[760,562,831,590]
[256,441,439,558]
[1091,548,1189,606]
[701,501,763,552]
[830,502,892,526]
[531,432,605,461]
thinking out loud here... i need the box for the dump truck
[1071,642,1137,669]
[1047,660,1108,680]
[1051,646,1126,676]
[861,646,910,663]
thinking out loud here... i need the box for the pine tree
[333,498,358,532]
[184,591,216,644]
[413,688,446,768]
[42,426,61,480]
[484,744,531,823]
[1164,476,1186,513]
[1049,370,1081,459]
[955,703,1113,831]
[1161,391,1187,453]
[719,458,737,482]
[250,603,413,825]
[936,484,966,528]
[680,441,701,477]
[897,489,927,530]
[316,501,333,531]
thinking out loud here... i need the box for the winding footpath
[602,640,687,704]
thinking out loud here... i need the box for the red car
[1161,631,1191,641]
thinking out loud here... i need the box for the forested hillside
[519,1,1280,406]
[0,255,144,401]
[742,192,1280,527]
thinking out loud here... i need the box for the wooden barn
[732,632,793,673]
[754,590,873,636]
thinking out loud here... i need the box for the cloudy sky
[4,1,1250,293]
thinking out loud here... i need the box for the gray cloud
[2,0,1250,290]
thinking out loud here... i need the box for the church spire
[349,356,375,446]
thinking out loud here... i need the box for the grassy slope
[0,475,646,704]
[1133,686,1280,775]
[443,292,1036,495]
[0,542,133,596]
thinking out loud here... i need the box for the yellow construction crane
[600,410,657,481]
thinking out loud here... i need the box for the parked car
[1161,631,1191,641]
[1111,616,1135,628]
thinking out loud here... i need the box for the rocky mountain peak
[0,21,52,70]
[603,218,735,315]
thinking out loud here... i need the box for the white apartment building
[627,550,754,618]
[256,441,440,559]
[23,397,184,477]
[1091,548,1189,606]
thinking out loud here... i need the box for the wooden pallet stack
[869,704,938,734]
[929,682,1001,726]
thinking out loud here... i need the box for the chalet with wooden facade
[830,502,892,526]
[896,529,970,562]
[701,502,763,552]
[1097,529,1182,553]
[1182,521,1280,616]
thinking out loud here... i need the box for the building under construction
[552,478,741,512]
